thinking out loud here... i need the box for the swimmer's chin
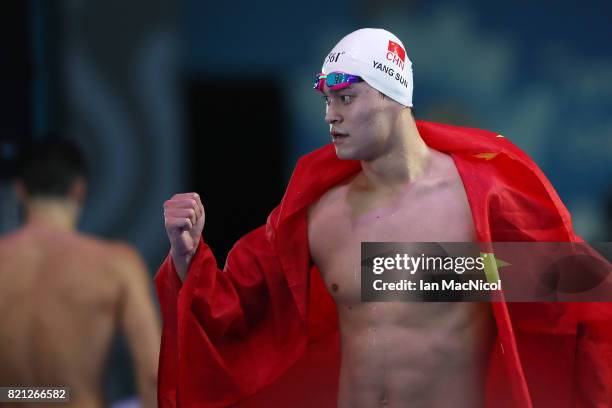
[334,149,354,160]
[334,148,366,161]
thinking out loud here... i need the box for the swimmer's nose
[325,104,342,125]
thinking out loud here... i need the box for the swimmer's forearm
[171,250,193,282]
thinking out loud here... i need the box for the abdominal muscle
[336,301,495,408]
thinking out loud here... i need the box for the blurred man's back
[0,139,159,407]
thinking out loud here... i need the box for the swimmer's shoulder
[0,227,43,261]
[100,240,149,287]
[32,230,148,281]
[73,234,146,274]
[0,229,23,251]
[59,236,149,295]
[104,241,146,270]
[307,171,361,217]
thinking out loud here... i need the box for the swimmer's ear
[69,177,87,204]
[13,181,28,204]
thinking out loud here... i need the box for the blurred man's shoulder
[75,234,145,274]
[103,240,145,270]
[57,235,148,293]
[0,227,144,274]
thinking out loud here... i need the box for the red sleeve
[155,252,181,407]
[155,226,308,407]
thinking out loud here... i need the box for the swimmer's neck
[359,116,430,191]
[24,198,80,231]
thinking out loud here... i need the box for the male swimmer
[0,139,160,407]
[157,29,610,407]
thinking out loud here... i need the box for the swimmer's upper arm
[113,244,160,408]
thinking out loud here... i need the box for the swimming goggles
[313,72,364,92]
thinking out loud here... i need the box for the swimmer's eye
[323,95,353,105]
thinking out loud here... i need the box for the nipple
[331,283,339,292]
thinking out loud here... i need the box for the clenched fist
[163,193,205,281]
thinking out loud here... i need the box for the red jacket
[155,121,612,407]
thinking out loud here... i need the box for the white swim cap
[321,28,413,107]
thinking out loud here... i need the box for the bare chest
[308,174,476,305]
[307,168,493,407]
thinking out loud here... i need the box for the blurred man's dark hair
[18,138,88,198]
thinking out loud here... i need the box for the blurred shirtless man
[0,139,160,407]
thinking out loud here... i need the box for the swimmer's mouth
[331,131,348,140]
